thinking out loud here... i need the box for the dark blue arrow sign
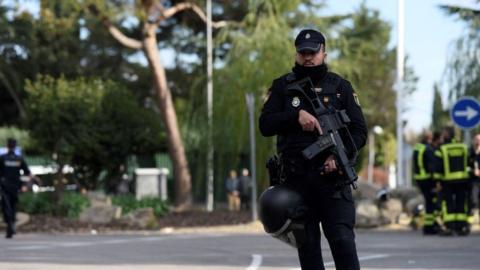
[450,97,480,129]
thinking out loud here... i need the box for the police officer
[259,29,367,270]
[0,138,33,238]
[434,127,470,235]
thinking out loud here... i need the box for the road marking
[290,254,390,269]
[7,234,224,251]
[358,254,391,261]
[246,254,262,270]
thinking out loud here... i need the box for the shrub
[112,195,169,217]
[18,192,54,215]
[58,192,90,218]
[17,191,89,218]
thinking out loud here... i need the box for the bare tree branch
[162,2,228,28]
[105,22,143,49]
[87,4,143,50]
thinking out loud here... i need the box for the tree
[331,3,417,133]
[431,83,449,131]
[86,0,235,209]
[24,76,164,198]
[0,1,154,125]
[440,1,480,101]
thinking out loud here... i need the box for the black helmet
[259,185,308,248]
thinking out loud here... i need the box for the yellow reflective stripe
[413,144,431,180]
[423,214,435,225]
[424,214,435,219]
[443,171,469,180]
[441,201,447,217]
[439,143,469,180]
[443,213,456,222]
[415,144,427,177]
[456,213,468,221]
[467,216,474,224]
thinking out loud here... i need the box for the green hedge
[16,192,169,218]
[112,195,169,217]
[18,192,90,218]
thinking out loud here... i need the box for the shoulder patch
[353,92,361,106]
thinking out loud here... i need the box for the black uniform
[468,147,480,220]
[0,150,30,238]
[259,63,367,270]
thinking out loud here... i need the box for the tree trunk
[53,163,65,215]
[142,24,192,209]
[0,72,26,118]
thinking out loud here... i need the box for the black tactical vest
[277,72,343,155]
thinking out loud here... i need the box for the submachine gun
[286,77,359,189]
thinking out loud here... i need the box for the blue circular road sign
[450,96,480,129]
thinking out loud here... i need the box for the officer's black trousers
[1,190,17,228]
[286,171,360,270]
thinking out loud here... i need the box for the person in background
[0,138,34,239]
[225,169,240,211]
[412,130,437,235]
[238,168,252,210]
[468,134,480,225]
[434,127,470,235]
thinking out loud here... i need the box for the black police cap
[294,29,325,53]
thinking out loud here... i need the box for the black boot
[423,225,438,235]
[456,222,470,236]
[5,223,13,239]
[439,222,454,236]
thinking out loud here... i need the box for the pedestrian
[0,138,34,239]
[238,168,251,210]
[412,130,438,234]
[468,133,480,224]
[434,127,470,235]
[225,169,240,211]
[259,29,367,270]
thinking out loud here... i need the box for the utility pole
[396,0,405,187]
[206,0,214,212]
[245,93,258,221]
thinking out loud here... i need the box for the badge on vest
[292,96,300,107]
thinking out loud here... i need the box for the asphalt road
[0,229,479,270]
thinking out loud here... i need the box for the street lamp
[367,125,384,184]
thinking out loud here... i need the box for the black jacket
[0,151,30,192]
[259,71,368,160]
